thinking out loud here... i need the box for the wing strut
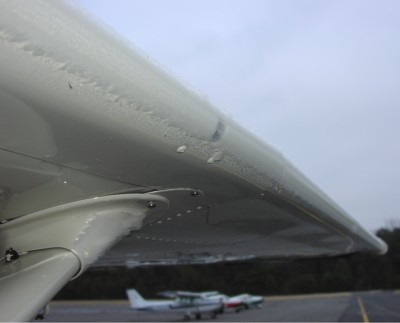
[0,193,169,321]
[0,249,79,321]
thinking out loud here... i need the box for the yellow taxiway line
[357,297,370,323]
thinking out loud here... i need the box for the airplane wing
[158,291,180,299]
[159,291,220,299]
[0,0,387,321]
[176,292,206,299]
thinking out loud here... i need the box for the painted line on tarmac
[265,292,352,301]
[362,298,400,320]
[357,297,370,323]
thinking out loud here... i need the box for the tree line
[55,226,400,299]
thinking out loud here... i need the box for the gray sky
[76,0,400,232]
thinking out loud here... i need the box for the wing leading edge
[0,0,386,320]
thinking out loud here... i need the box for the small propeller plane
[223,293,264,311]
[161,290,263,313]
[126,289,223,320]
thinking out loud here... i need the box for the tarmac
[44,290,400,322]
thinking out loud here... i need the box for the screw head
[147,201,156,208]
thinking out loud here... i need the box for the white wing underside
[0,0,386,321]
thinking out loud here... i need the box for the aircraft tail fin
[126,288,147,309]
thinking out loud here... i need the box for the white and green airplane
[127,289,223,320]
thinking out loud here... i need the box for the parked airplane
[160,290,263,312]
[126,289,223,320]
[224,293,264,311]
[0,1,387,321]
[159,290,227,313]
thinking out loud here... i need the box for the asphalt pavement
[44,290,400,322]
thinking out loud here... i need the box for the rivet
[147,201,156,208]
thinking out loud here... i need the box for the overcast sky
[75,0,400,232]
